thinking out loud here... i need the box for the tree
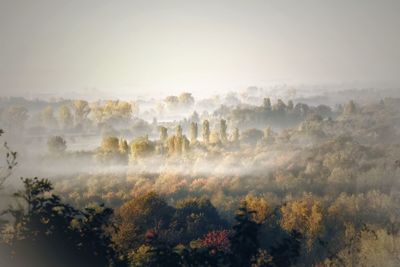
[40,106,57,128]
[0,129,17,189]
[202,120,210,144]
[287,100,294,111]
[209,131,221,144]
[240,129,264,146]
[97,136,128,163]
[90,100,133,125]
[128,230,180,267]
[131,101,140,117]
[280,195,324,250]
[173,135,183,155]
[176,125,183,138]
[91,101,106,124]
[113,192,174,253]
[182,135,190,153]
[190,122,198,144]
[230,202,261,267]
[130,136,155,159]
[1,177,118,267]
[72,100,90,125]
[190,111,200,123]
[173,197,226,243]
[47,136,67,154]
[119,138,129,154]
[178,92,195,108]
[166,134,190,155]
[100,136,120,153]
[231,128,239,144]
[159,126,168,143]
[294,103,310,117]
[164,96,180,110]
[201,230,231,253]
[273,99,287,113]
[220,119,228,143]
[167,136,176,155]
[315,105,332,118]
[343,100,357,116]
[263,127,275,144]
[58,105,73,129]
[263,98,272,111]
[104,100,132,123]
[269,230,302,267]
[244,195,272,225]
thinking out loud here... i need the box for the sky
[0,0,399,98]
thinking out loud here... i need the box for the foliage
[47,136,67,154]
[0,130,17,189]
[58,105,73,129]
[0,177,119,267]
[230,202,261,267]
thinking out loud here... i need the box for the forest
[0,88,399,267]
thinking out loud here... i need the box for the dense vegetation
[0,90,399,266]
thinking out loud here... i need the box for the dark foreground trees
[0,177,121,267]
[0,177,305,267]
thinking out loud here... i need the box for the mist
[1,1,400,266]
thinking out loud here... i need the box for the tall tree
[220,119,228,143]
[159,126,168,143]
[190,122,198,144]
[72,100,90,126]
[58,105,73,130]
[230,202,260,267]
[40,106,57,128]
[202,120,210,144]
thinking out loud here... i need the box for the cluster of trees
[162,93,195,112]
[0,99,139,135]
[86,98,352,164]
[212,98,334,130]
[0,175,306,267]
[91,118,238,163]
[3,174,397,266]
[34,97,399,266]
[0,94,336,140]
[1,94,400,266]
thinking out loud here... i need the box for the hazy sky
[1,0,399,97]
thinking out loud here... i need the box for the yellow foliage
[244,194,272,224]
[280,194,324,249]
